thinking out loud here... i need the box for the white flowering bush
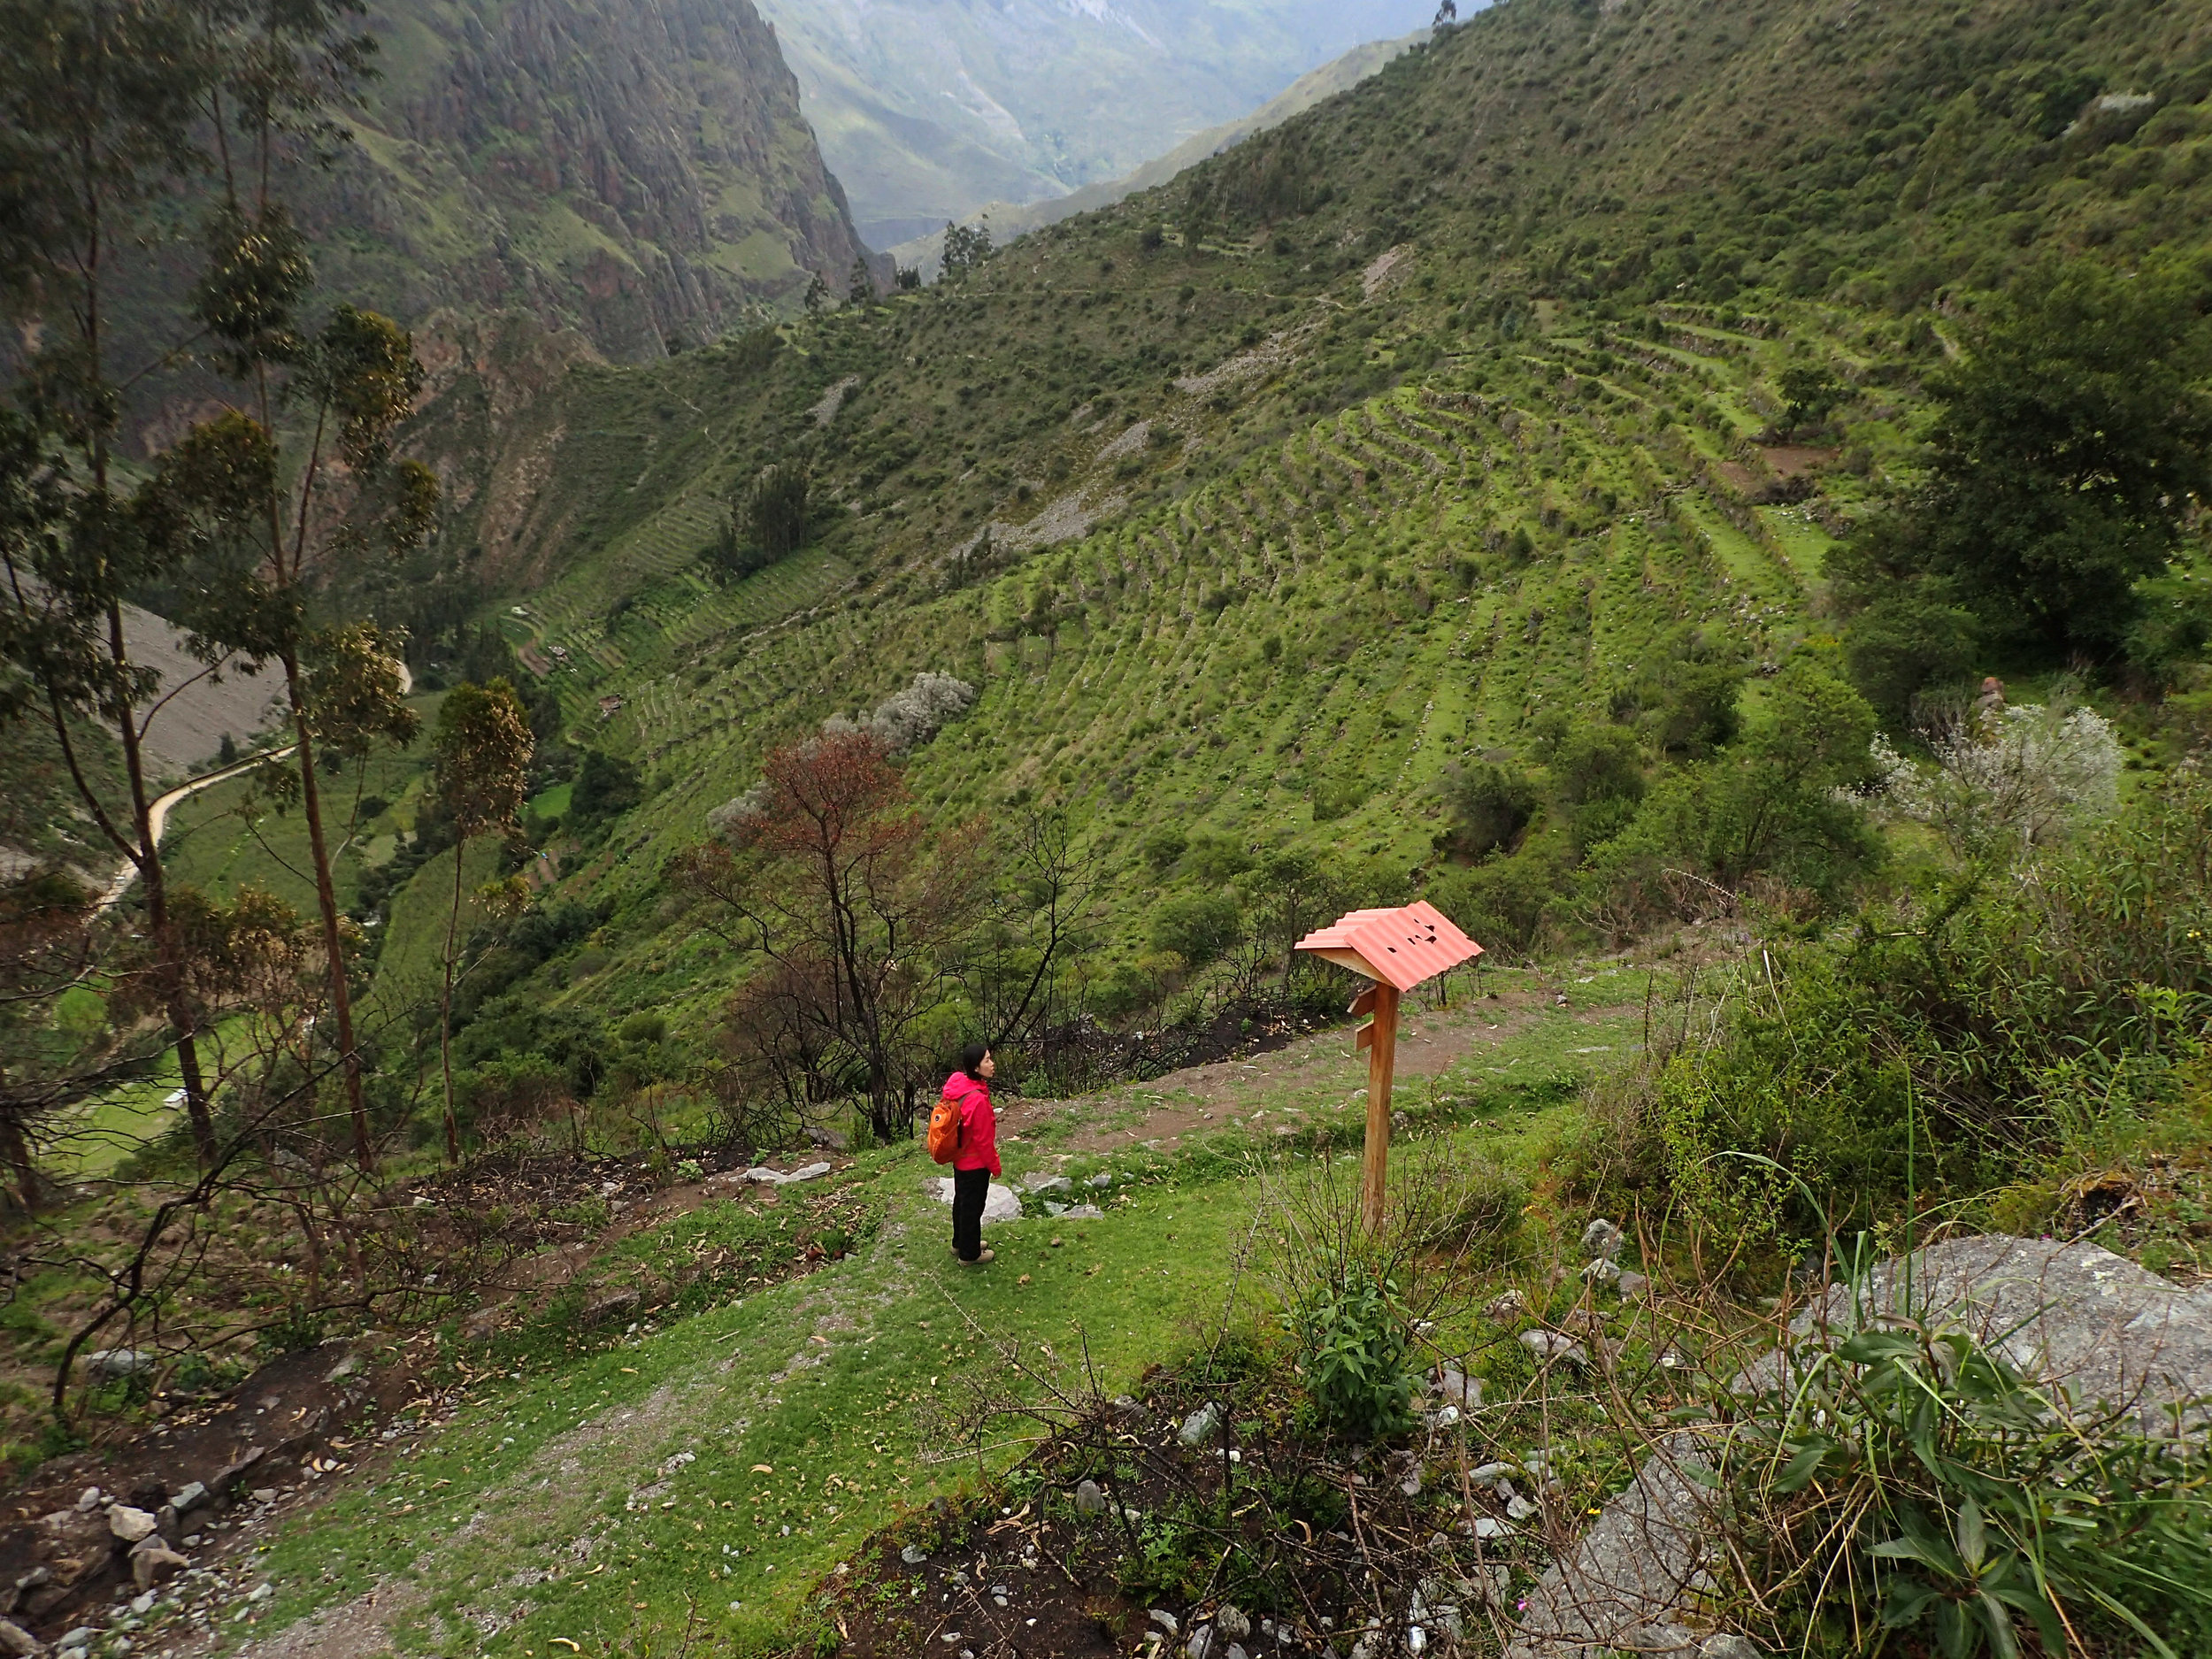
[822,671,977,753]
[707,672,976,840]
[1869,700,2123,858]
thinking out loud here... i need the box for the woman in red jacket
[943,1042,999,1265]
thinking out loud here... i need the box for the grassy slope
[233,970,1649,1657]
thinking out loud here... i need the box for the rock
[106,1506,157,1543]
[1149,1609,1179,1635]
[1060,1204,1106,1220]
[1178,1403,1223,1447]
[1429,1365,1482,1409]
[1519,1330,1587,1367]
[1073,1479,1107,1516]
[1581,1258,1622,1286]
[1485,1291,1528,1320]
[324,1354,362,1384]
[930,1179,1024,1223]
[1023,1174,1073,1195]
[55,1632,93,1655]
[1506,1494,1539,1522]
[1700,1639,1759,1659]
[129,1540,187,1593]
[900,1545,928,1566]
[1043,1201,1068,1217]
[1580,1218,1624,1261]
[1090,1172,1114,1189]
[1399,1463,1423,1497]
[169,1481,208,1514]
[1427,1404,1461,1431]
[1617,1271,1651,1300]
[1185,1628,1212,1659]
[0,1618,37,1655]
[1508,1237,2212,1659]
[1225,1647,1247,1659]
[83,1348,155,1380]
[745,1162,832,1187]
[806,1125,850,1151]
[1216,1604,1250,1639]
[1470,1462,1519,1483]
[250,1487,278,1506]
[74,1489,102,1514]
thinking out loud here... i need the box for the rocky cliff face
[313,0,876,360]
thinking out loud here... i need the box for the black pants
[952,1166,990,1261]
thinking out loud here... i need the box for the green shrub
[1283,1265,1419,1439]
[1439,760,1537,856]
[1150,890,1241,969]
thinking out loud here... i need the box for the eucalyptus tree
[0,0,233,1164]
[428,680,532,1163]
[157,0,434,1172]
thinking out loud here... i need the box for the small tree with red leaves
[680,728,986,1144]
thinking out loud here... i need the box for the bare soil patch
[1758,444,1836,479]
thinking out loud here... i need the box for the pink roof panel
[1294,900,1484,992]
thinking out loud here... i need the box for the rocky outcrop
[309,0,878,360]
[1509,1238,2212,1659]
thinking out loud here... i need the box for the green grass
[228,976,1649,1655]
[159,724,437,917]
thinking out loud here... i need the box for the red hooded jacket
[941,1071,999,1175]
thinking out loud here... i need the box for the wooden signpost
[1295,902,1485,1231]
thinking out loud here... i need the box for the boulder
[106,1506,157,1544]
[1509,1237,2212,1659]
[83,1349,155,1381]
[1073,1479,1107,1516]
[745,1163,832,1187]
[929,1180,1023,1223]
[1580,1218,1624,1261]
[1518,1330,1586,1367]
[1022,1174,1073,1196]
[130,1537,188,1592]
[1429,1365,1482,1409]
[1178,1403,1224,1447]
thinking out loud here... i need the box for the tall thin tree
[0,0,227,1164]
[429,680,533,1163]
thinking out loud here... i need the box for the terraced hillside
[364,0,2212,1048]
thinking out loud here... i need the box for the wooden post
[1352,980,1401,1233]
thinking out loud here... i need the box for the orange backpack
[926,1088,963,1164]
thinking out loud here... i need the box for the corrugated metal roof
[1294,900,1484,992]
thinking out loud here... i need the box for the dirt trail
[997,981,1622,1156]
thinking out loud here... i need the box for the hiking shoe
[959,1248,995,1267]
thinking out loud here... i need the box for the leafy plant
[1714,1312,2212,1658]
[1283,1265,1418,1439]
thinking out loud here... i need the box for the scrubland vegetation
[4,0,2212,1650]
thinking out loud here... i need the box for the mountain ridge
[756,0,1441,246]
[311,0,876,361]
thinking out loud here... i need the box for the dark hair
[958,1041,991,1076]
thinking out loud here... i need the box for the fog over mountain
[755,0,1444,247]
